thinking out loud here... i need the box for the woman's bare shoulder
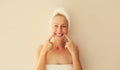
[36,44,43,59]
[36,44,43,54]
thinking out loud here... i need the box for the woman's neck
[53,39,65,49]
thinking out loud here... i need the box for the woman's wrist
[40,49,48,56]
[71,52,79,59]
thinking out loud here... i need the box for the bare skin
[35,15,82,70]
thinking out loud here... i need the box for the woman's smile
[55,33,64,38]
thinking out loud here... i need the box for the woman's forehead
[52,15,68,25]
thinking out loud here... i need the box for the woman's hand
[41,33,55,54]
[64,34,78,56]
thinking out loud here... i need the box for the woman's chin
[55,36,64,41]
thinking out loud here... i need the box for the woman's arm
[35,45,47,70]
[71,47,82,70]
[64,34,82,70]
[35,34,54,70]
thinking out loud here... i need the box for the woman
[35,8,82,70]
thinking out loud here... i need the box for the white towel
[46,64,73,70]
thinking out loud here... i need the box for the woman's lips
[55,33,63,37]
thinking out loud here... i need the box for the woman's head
[49,8,70,41]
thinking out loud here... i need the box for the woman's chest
[46,49,72,64]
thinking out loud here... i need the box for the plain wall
[0,0,120,70]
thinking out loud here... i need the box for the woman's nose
[56,26,62,33]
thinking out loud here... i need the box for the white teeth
[56,34,62,37]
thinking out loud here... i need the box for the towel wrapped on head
[49,8,70,31]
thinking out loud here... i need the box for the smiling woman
[51,14,68,41]
[35,8,82,70]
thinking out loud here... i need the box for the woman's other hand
[64,34,79,56]
[41,33,55,54]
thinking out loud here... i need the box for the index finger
[64,34,71,42]
[48,33,55,41]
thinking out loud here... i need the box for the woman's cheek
[51,28,56,33]
[63,29,68,34]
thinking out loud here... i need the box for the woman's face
[51,15,68,41]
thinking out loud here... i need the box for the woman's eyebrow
[53,23,67,25]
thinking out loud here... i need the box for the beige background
[0,0,120,70]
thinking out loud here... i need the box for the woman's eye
[62,26,67,28]
[54,25,58,27]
